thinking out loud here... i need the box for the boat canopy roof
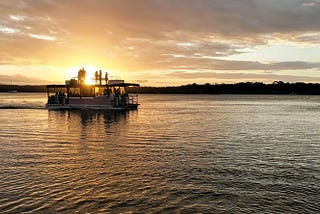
[46,84,69,88]
[108,83,140,87]
[46,83,140,88]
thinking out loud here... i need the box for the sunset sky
[0,0,320,86]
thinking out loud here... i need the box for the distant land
[0,85,46,92]
[1,81,320,95]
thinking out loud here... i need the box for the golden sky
[0,0,320,86]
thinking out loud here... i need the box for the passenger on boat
[104,88,110,97]
[99,70,102,85]
[105,72,108,84]
[78,68,86,85]
[95,71,99,84]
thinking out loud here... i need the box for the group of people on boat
[77,68,86,85]
[94,70,108,85]
[77,67,109,86]
[47,92,67,105]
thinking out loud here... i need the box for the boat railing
[128,94,138,105]
[47,94,67,105]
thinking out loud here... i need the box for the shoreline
[1,82,320,95]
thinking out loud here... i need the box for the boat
[46,68,140,110]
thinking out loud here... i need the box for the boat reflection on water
[71,109,129,126]
[48,109,131,124]
[47,109,135,142]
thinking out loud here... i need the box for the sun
[65,65,109,85]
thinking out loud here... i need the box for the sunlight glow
[65,65,110,85]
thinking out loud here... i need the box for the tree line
[1,81,320,94]
[0,85,46,92]
[130,81,320,95]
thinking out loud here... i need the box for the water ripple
[0,94,320,213]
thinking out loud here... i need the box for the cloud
[165,71,320,83]
[0,73,51,85]
[129,55,320,72]
[29,33,55,41]
[2,1,320,42]
[51,0,320,38]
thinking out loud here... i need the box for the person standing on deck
[78,68,86,85]
[99,70,102,86]
[105,72,108,85]
[95,71,99,85]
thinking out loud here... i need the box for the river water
[0,93,319,213]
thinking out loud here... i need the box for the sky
[0,0,320,86]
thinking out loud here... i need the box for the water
[0,93,319,213]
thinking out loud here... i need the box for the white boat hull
[46,103,139,110]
